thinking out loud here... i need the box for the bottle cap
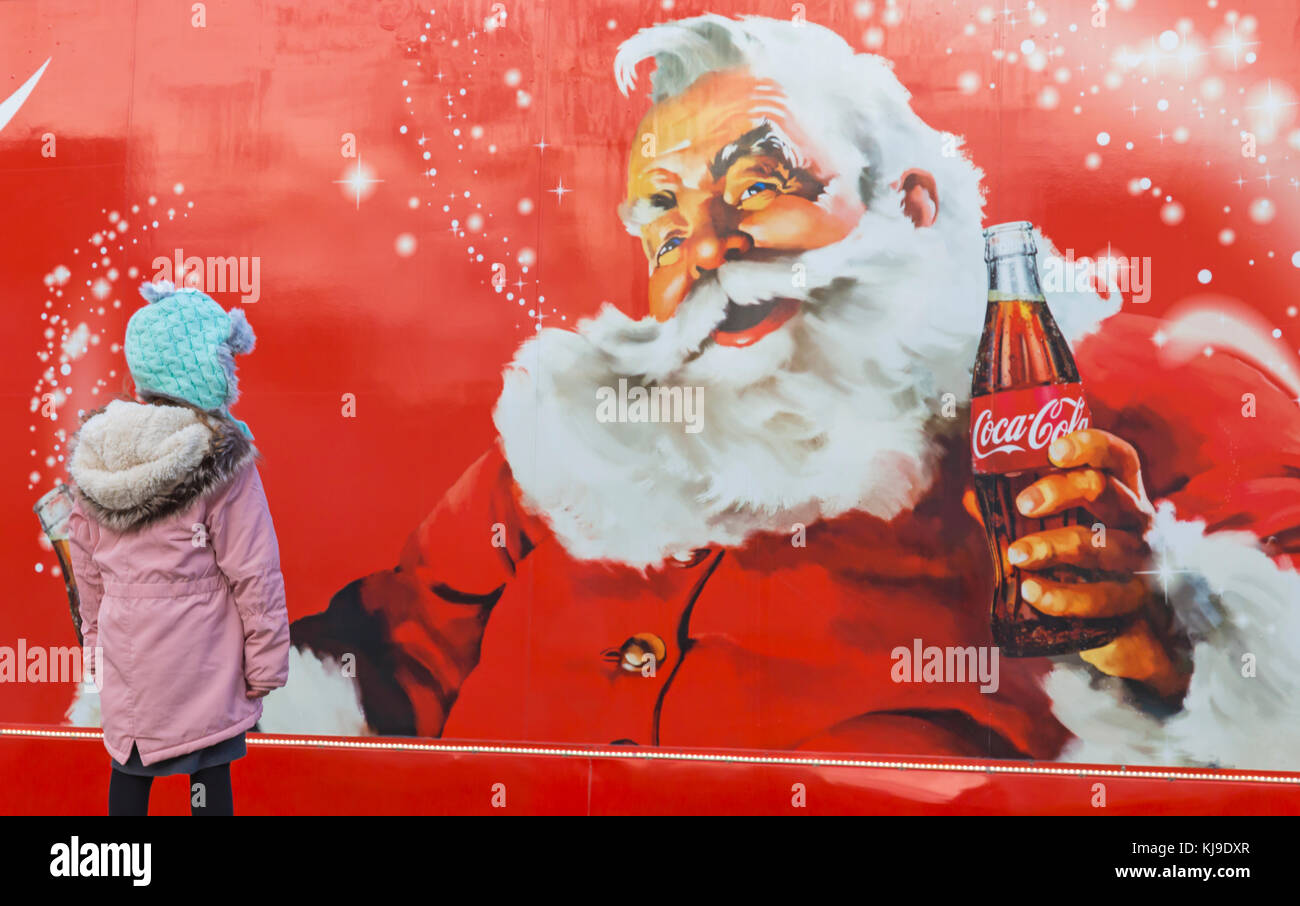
[983,221,1037,261]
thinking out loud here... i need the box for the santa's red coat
[292,312,1300,757]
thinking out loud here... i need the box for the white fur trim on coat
[1046,502,1300,769]
[70,399,210,511]
[256,648,372,737]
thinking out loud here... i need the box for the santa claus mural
[262,15,1300,768]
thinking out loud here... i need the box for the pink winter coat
[67,398,289,766]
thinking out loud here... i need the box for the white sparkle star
[1244,79,1298,135]
[332,156,384,209]
[1212,21,1260,71]
[548,178,571,203]
[1136,556,1197,605]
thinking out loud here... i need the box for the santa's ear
[895,168,939,228]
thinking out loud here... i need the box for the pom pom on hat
[139,279,177,303]
[226,307,256,355]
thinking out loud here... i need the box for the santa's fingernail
[1049,437,1072,462]
[1021,579,1042,603]
[1007,544,1028,564]
[1017,488,1043,515]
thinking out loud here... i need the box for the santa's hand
[1007,428,1189,700]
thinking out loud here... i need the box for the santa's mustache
[493,203,979,565]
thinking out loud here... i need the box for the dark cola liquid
[972,292,1126,657]
[973,469,1126,657]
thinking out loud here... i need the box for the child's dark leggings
[108,764,234,816]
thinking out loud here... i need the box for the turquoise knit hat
[125,280,256,439]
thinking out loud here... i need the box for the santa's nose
[690,230,752,276]
[650,228,753,321]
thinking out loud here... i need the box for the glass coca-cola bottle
[970,221,1126,657]
[34,483,83,646]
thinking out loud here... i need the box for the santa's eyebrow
[708,121,806,181]
[618,191,676,235]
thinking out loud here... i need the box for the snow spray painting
[5,0,1300,772]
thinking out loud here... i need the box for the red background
[2,0,1298,739]
[4,727,1299,814]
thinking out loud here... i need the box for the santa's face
[625,68,867,346]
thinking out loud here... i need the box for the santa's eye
[650,190,676,209]
[740,181,779,200]
[656,235,683,264]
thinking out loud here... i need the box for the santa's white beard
[495,201,998,567]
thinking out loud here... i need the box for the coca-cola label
[970,382,1091,474]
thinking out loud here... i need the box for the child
[66,280,289,816]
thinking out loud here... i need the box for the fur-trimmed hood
[69,398,257,532]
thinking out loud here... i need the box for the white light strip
[4,726,1298,785]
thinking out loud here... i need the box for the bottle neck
[987,252,1044,301]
